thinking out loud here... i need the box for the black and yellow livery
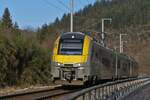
[51,32,138,85]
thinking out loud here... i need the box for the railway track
[1,77,149,100]
[35,86,83,100]
[0,85,83,100]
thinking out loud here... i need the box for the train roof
[62,32,85,35]
[60,32,85,39]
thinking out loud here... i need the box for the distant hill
[38,0,150,74]
[49,0,150,32]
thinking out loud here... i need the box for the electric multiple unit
[51,32,138,85]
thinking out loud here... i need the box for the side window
[128,62,130,67]
[95,52,98,59]
[91,45,94,60]
[123,63,127,71]
[102,58,110,67]
[113,59,116,68]
[118,60,120,68]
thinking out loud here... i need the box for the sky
[0,0,96,29]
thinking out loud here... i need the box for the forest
[0,0,150,88]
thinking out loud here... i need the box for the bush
[0,33,51,87]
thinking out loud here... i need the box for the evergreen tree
[0,19,2,26]
[1,8,13,28]
[55,17,59,24]
[0,19,2,30]
[37,24,48,42]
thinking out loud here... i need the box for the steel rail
[35,88,82,100]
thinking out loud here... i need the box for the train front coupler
[64,71,75,83]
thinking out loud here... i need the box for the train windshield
[58,39,83,55]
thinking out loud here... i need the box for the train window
[130,63,132,67]
[123,63,127,71]
[125,63,128,67]
[118,60,121,68]
[95,52,98,59]
[91,45,94,60]
[102,58,110,67]
[113,59,116,68]
[128,63,130,67]
[123,63,127,67]
[123,66,126,71]
[123,63,125,67]
[58,39,84,55]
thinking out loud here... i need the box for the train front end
[51,32,90,85]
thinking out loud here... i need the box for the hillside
[38,0,150,74]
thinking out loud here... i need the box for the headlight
[54,62,63,66]
[74,63,84,67]
[57,63,61,66]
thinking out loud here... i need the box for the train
[51,32,138,85]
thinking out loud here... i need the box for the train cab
[51,32,91,85]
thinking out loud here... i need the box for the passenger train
[51,32,138,85]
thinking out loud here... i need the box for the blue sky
[0,0,96,29]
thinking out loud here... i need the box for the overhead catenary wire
[78,0,83,7]
[57,0,70,11]
[86,0,89,4]
[78,0,89,9]
[42,0,95,31]
[43,0,66,12]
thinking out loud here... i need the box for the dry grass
[0,84,57,96]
